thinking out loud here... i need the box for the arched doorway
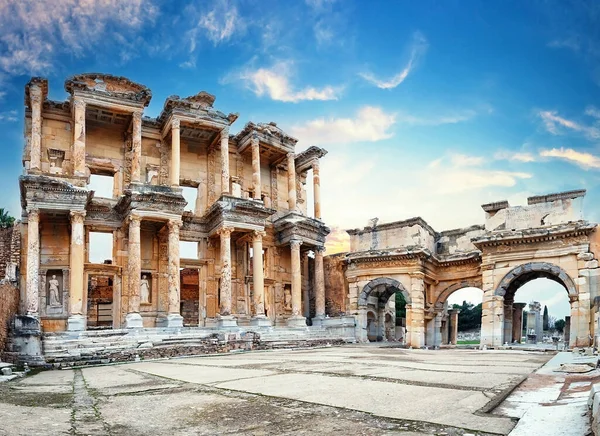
[482,262,580,347]
[445,287,484,345]
[358,278,410,343]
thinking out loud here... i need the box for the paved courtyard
[0,346,554,435]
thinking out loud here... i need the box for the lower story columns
[312,246,326,326]
[217,226,236,327]
[26,209,40,318]
[68,210,87,331]
[165,219,184,327]
[448,309,460,345]
[512,302,526,343]
[125,214,143,328]
[287,239,306,327]
[251,230,270,327]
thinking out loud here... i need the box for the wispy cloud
[229,61,341,103]
[450,154,485,166]
[585,105,600,119]
[540,147,600,170]
[494,150,537,163]
[290,106,395,145]
[538,110,600,140]
[0,0,156,77]
[359,32,428,89]
[0,110,18,122]
[187,0,242,49]
[396,109,478,126]
[547,37,581,52]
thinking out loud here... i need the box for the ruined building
[14,73,338,359]
[325,190,600,348]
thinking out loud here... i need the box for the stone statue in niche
[284,286,292,311]
[140,275,150,303]
[48,274,61,307]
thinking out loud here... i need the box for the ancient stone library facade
[14,73,333,342]
[325,190,600,348]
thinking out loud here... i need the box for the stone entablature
[15,73,332,348]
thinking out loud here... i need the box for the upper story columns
[131,111,143,183]
[29,87,43,172]
[287,153,297,211]
[251,135,261,200]
[221,126,230,194]
[313,160,322,220]
[170,118,181,187]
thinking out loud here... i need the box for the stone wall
[0,226,14,279]
[324,253,346,316]
[0,282,19,353]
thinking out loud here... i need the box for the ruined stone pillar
[67,210,86,330]
[125,214,143,328]
[480,286,504,346]
[217,226,236,327]
[512,302,526,343]
[170,118,180,186]
[503,301,513,344]
[251,135,261,200]
[166,219,184,327]
[449,309,460,345]
[287,152,297,211]
[29,85,42,172]
[313,246,326,324]
[73,98,86,177]
[407,273,425,347]
[313,160,321,219]
[251,230,270,326]
[131,111,142,183]
[565,315,571,347]
[25,209,40,317]
[434,312,443,347]
[287,239,306,327]
[221,126,230,194]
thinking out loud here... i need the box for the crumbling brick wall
[324,253,347,316]
[0,283,19,352]
[0,226,14,279]
[0,224,21,353]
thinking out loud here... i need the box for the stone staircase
[39,321,356,366]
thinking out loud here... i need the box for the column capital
[29,86,42,104]
[72,97,86,109]
[252,230,266,242]
[167,219,182,231]
[69,210,86,224]
[290,239,302,249]
[128,214,142,226]
[172,118,181,130]
[217,226,235,238]
[132,110,143,122]
[251,133,259,145]
[287,152,295,160]
[221,126,229,138]
[312,159,320,171]
[28,209,40,222]
[314,245,326,254]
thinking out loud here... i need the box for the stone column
[251,230,270,326]
[313,160,321,219]
[313,246,326,325]
[170,118,180,186]
[287,153,297,211]
[287,239,306,327]
[503,301,513,345]
[221,126,230,194]
[512,303,526,343]
[29,86,42,172]
[166,220,184,327]
[217,226,236,327]
[480,289,504,346]
[407,273,425,347]
[448,309,460,345]
[67,210,86,330]
[125,214,143,328]
[131,111,142,183]
[25,209,40,317]
[565,315,571,347]
[73,98,86,177]
[251,135,261,200]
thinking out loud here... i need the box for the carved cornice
[295,146,328,173]
[20,175,92,211]
[64,73,152,106]
[472,222,596,248]
[25,77,48,108]
[158,92,236,126]
[346,216,437,239]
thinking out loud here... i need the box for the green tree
[554,319,566,333]
[0,208,15,229]
[395,291,406,319]
[453,301,482,331]
[543,305,549,331]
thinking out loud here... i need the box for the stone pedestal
[287,315,307,328]
[11,315,44,366]
[165,313,184,328]
[67,314,86,332]
[250,315,272,327]
[217,315,238,328]
[125,313,143,329]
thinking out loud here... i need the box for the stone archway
[482,262,580,347]
[433,280,483,346]
[357,277,410,343]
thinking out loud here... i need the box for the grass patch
[457,340,480,345]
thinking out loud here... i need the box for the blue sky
[0,0,597,318]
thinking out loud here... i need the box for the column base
[67,315,86,331]
[125,313,144,329]
[287,315,307,328]
[165,314,183,328]
[250,315,272,327]
[311,315,326,327]
[217,315,238,328]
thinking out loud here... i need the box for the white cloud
[0,110,18,122]
[233,61,341,103]
[547,37,581,52]
[450,154,485,166]
[0,0,156,76]
[290,106,395,145]
[540,147,600,170]
[585,105,600,119]
[396,110,477,126]
[305,0,337,13]
[494,150,537,162]
[539,110,600,140]
[359,32,428,89]
[189,0,242,47]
